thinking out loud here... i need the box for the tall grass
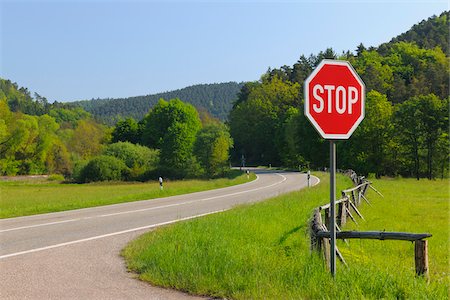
[123,173,449,299]
[0,171,255,218]
[340,177,449,285]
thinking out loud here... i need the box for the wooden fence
[310,172,432,279]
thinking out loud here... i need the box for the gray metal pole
[330,140,336,277]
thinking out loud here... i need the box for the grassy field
[340,177,449,288]
[0,171,256,218]
[122,173,449,299]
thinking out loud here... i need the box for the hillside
[387,11,449,54]
[229,11,449,180]
[71,82,244,125]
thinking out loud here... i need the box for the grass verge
[122,173,449,299]
[0,171,256,218]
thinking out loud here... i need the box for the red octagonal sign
[304,60,365,139]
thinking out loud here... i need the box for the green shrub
[78,155,128,183]
[103,142,159,180]
[72,160,89,182]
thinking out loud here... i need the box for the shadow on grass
[277,225,306,245]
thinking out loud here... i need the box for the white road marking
[99,173,285,218]
[0,173,317,260]
[312,175,321,186]
[0,173,285,232]
[0,218,81,233]
[0,210,224,259]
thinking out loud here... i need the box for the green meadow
[123,173,449,299]
[0,171,256,218]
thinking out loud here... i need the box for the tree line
[1,78,233,181]
[72,82,243,125]
[229,12,449,179]
[1,11,448,181]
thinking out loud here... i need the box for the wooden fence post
[324,208,330,230]
[415,240,429,281]
[337,201,347,227]
[310,209,322,252]
[323,236,330,269]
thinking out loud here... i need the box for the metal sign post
[329,141,336,277]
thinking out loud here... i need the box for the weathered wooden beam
[324,208,330,231]
[310,208,323,252]
[335,246,348,267]
[316,231,432,241]
[342,182,370,194]
[368,183,384,198]
[361,194,371,206]
[348,200,365,220]
[415,240,429,280]
[319,197,348,211]
[319,224,330,269]
[361,183,369,197]
[350,190,357,206]
[345,207,358,225]
[337,200,347,227]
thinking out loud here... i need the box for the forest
[229,11,449,179]
[0,11,448,181]
[71,82,243,125]
[0,81,232,181]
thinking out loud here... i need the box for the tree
[46,141,72,176]
[194,124,233,177]
[103,142,159,180]
[69,119,108,160]
[77,155,128,183]
[229,76,300,166]
[283,107,328,170]
[414,95,448,179]
[394,94,447,179]
[341,91,394,177]
[141,98,202,178]
[49,107,90,128]
[351,50,394,96]
[111,117,140,144]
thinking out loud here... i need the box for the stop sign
[304,60,365,139]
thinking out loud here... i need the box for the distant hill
[384,11,449,54]
[71,82,244,125]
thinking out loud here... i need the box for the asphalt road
[0,169,319,299]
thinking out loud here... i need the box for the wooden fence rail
[310,172,432,280]
[316,230,432,241]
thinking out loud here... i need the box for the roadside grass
[122,173,449,299]
[0,171,256,218]
[340,177,450,287]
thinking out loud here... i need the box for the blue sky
[0,0,448,102]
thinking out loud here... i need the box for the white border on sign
[304,59,366,140]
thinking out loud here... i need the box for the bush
[77,155,128,183]
[103,142,159,180]
[72,160,88,182]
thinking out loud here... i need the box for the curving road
[0,169,319,299]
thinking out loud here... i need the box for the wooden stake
[324,208,330,231]
[337,201,347,227]
[346,207,358,225]
[349,200,365,220]
[415,240,429,281]
[361,194,372,206]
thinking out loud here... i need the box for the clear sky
[0,0,448,102]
